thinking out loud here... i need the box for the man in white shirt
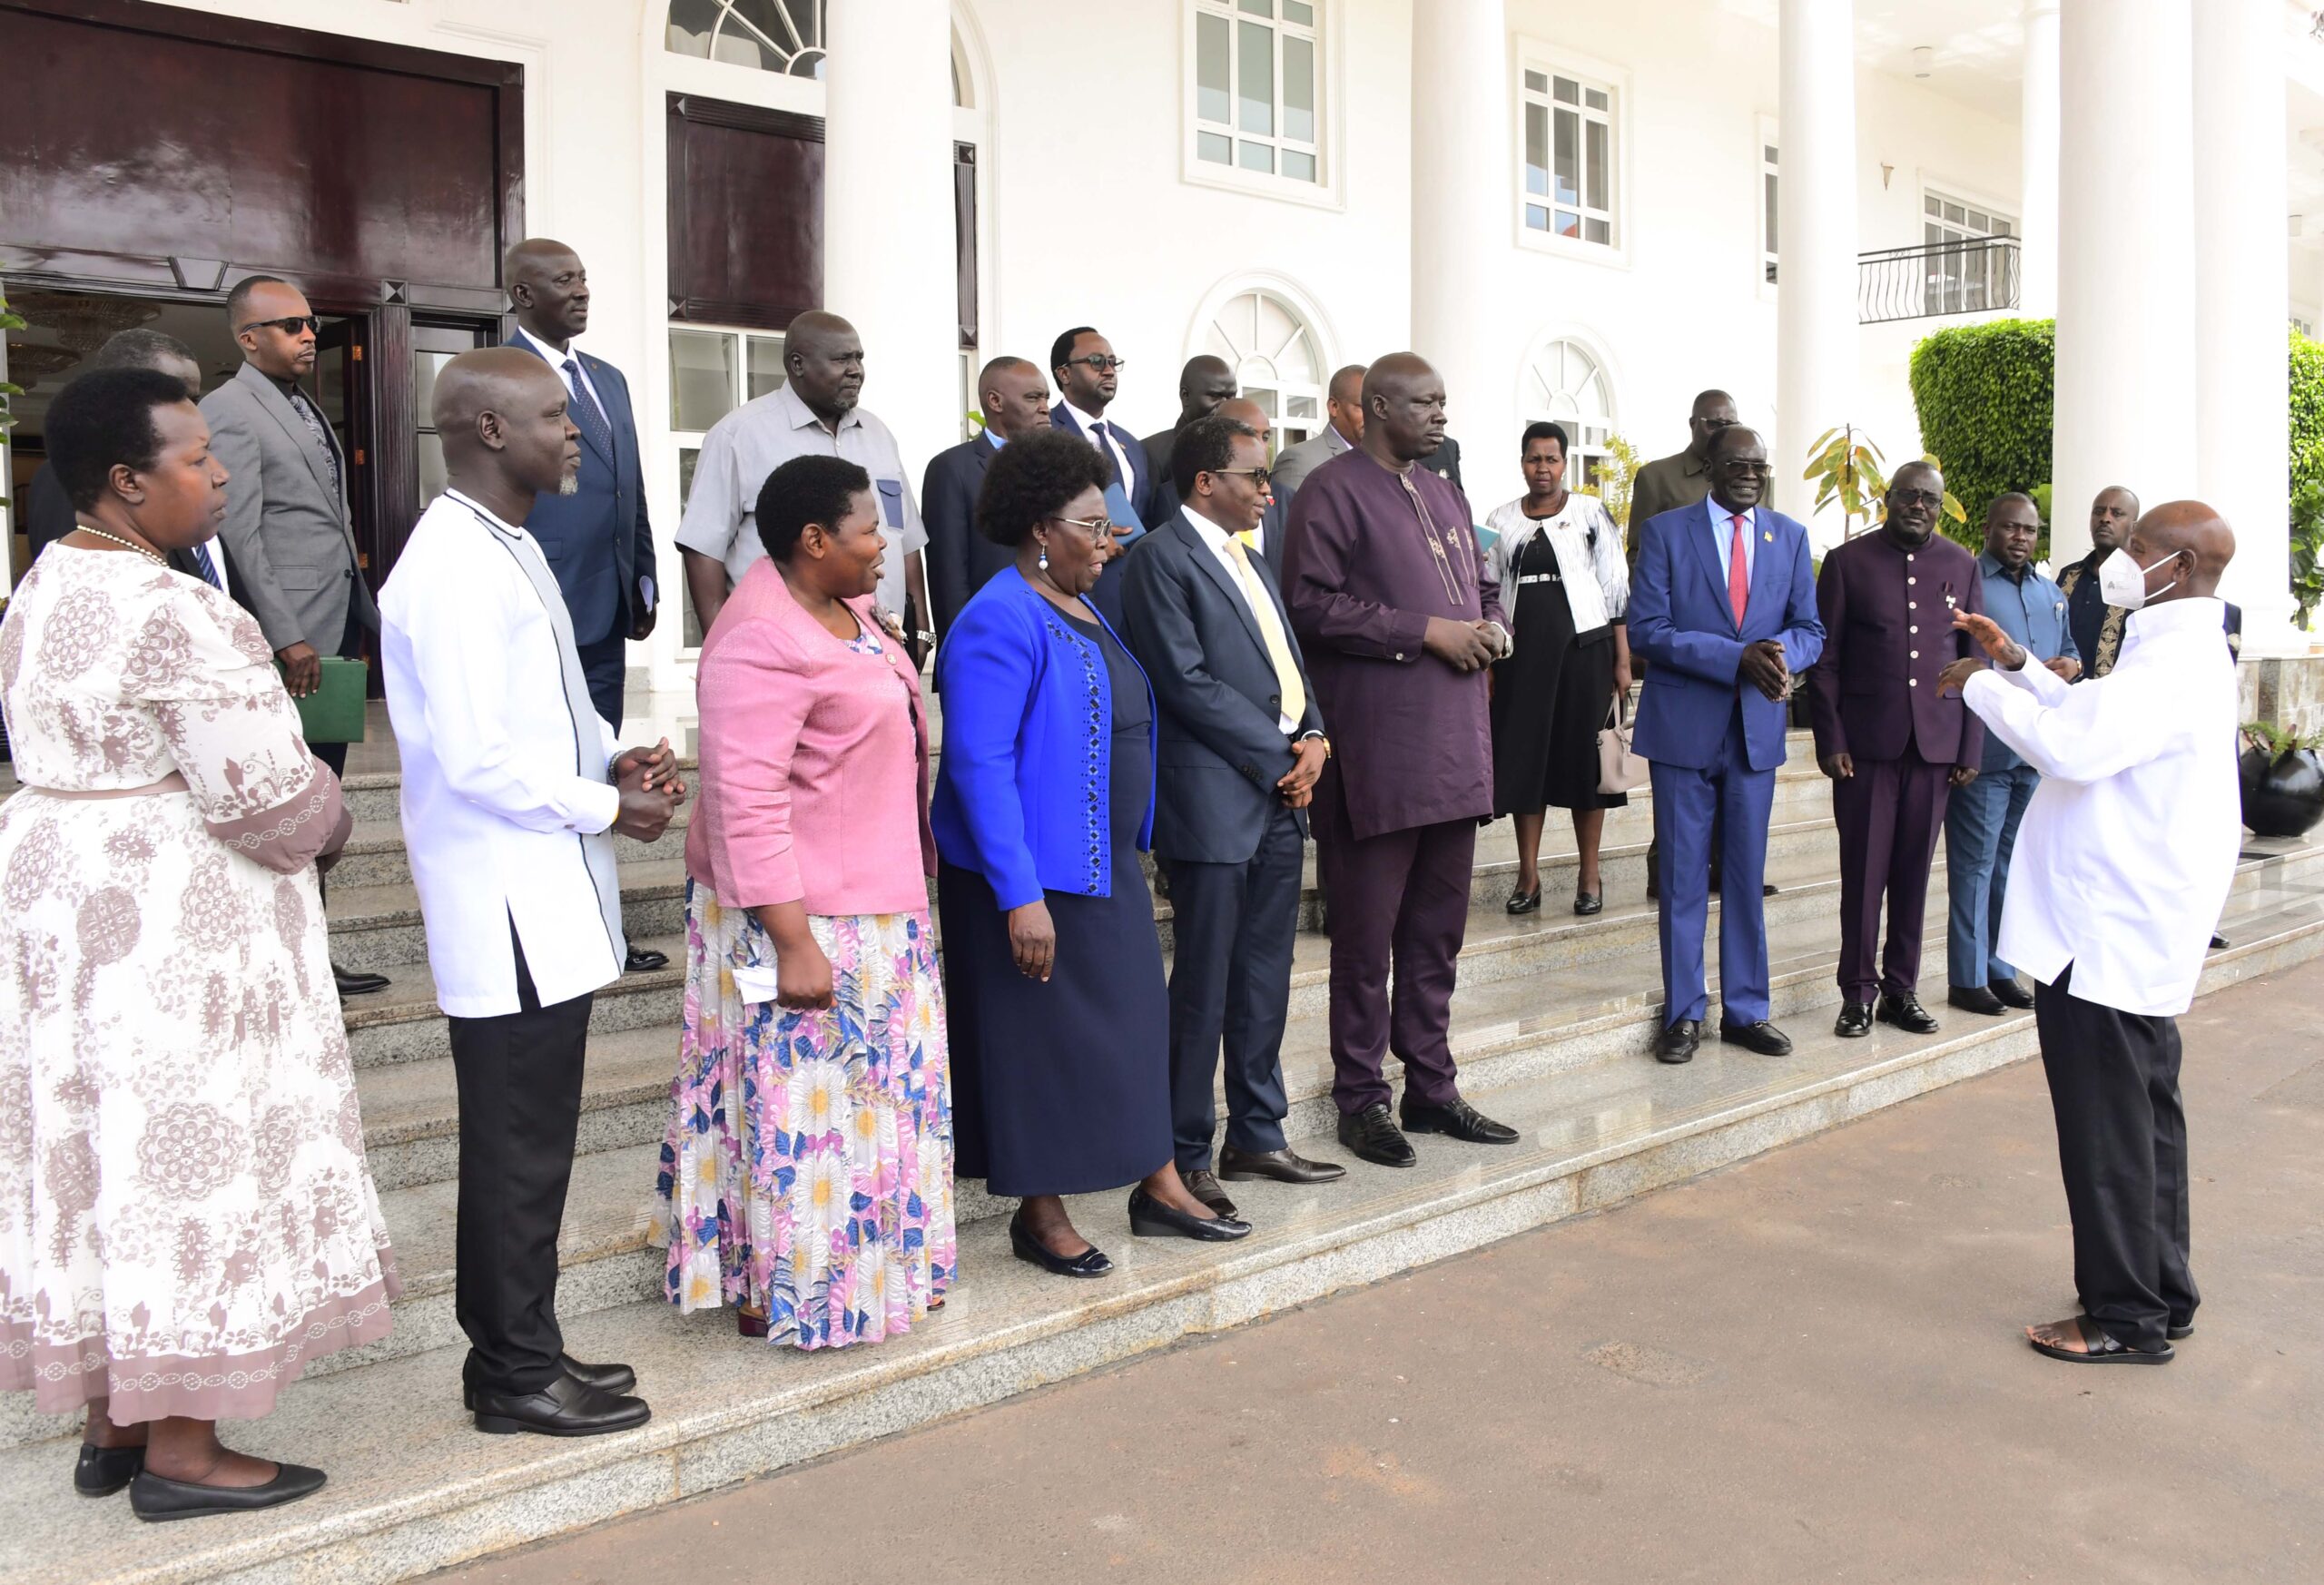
[380,348,684,1433]
[1049,325,1156,530]
[1941,501,2240,1366]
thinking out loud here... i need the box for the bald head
[1176,354,1236,423]
[505,238,589,346]
[1361,354,1448,466]
[1216,395,1272,442]
[978,355,1049,442]
[2127,500,2235,603]
[434,347,577,500]
[1689,389,1740,458]
[785,310,865,424]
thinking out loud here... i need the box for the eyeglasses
[1062,355,1125,373]
[1209,467,1273,489]
[1890,488,1943,509]
[1714,459,1772,477]
[1044,514,1117,539]
[238,314,320,337]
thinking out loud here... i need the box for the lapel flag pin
[1763,530,1774,542]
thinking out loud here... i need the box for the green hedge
[1908,319,2055,551]
[2291,326,2324,500]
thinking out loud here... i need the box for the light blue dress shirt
[1703,497,1758,586]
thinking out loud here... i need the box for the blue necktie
[190,540,222,590]
[563,358,614,458]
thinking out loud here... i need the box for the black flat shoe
[1876,991,1941,1034]
[1180,1168,1239,1220]
[625,946,670,973]
[75,1442,144,1498]
[1718,1019,1793,1057]
[1834,1000,1874,1039]
[129,1462,327,1522]
[471,1373,651,1437]
[1987,977,2035,1009]
[1655,1018,1701,1065]
[465,1353,635,1409]
[1399,1096,1520,1145]
[2168,1322,2195,1341]
[1947,985,2008,1017]
[2026,1314,2173,1365]
[1337,1102,1417,1167]
[1217,1145,1346,1185]
[1127,1186,1252,1242]
[332,961,389,998]
[1009,1210,1113,1277]
[1505,887,1542,915]
[1572,891,1602,916]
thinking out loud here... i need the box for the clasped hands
[611,737,687,843]
[1422,616,1512,674]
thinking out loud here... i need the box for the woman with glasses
[932,430,1250,1279]
[1482,422,1632,916]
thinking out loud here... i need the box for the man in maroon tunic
[1279,354,1522,1167]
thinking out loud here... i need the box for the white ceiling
[1716,0,2030,120]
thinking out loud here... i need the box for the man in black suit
[923,355,1050,641]
[1140,354,1237,477]
[1147,396,1288,560]
[1419,433,1465,492]
[1121,414,1345,1221]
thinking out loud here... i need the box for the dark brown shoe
[1217,1145,1347,1185]
[1180,1168,1239,1220]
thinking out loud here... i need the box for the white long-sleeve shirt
[1962,596,2239,1016]
[379,490,626,1017]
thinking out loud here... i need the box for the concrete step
[8,873,2317,1585]
[328,811,692,891]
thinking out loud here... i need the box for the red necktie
[1728,513,1750,625]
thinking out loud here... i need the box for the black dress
[939,608,1174,1197]
[1491,523,1625,815]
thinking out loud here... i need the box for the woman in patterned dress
[655,455,954,1349]
[0,369,398,1519]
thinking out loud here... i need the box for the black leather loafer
[1718,1019,1793,1057]
[1947,985,2007,1017]
[1180,1168,1239,1220]
[465,1353,635,1410]
[332,962,389,998]
[1876,991,1941,1034]
[1399,1096,1520,1145]
[1654,1018,1701,1065]
[1988,977,2036,1009]
[1572,891,1603,916]
[1505,887,1542,915]
[129,1462,326,1522]
[1009,1211,1112,1278]
[75,1442,144,1498]
[1217,1145,1346,1185]
[1337,1103,1417,1167]
[625,946,670,973]
[471,1373,651,1437]
[1127,1186,1252,1242]
[1834,1000,1874,1039]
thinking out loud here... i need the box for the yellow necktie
[1223,535,1305,726]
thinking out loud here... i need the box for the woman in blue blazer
[933,432,1251,1275]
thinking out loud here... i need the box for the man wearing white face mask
[1938,501,2239,1367]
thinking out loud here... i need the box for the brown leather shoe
[1181,1168,1239,1220]
[1217,1145,1348,1185]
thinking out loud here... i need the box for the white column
[1775,0,1858,536]
[2016,0,2061,318]
[2194,0,2296,651]
[1409,0,1511,465]
[2051,0,2197,566]
[822,0,958,482]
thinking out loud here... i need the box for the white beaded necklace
[70,525,169,568]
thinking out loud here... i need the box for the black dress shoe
[465,1353,635,1409]
[75,1442,144,1498]
[1718,1019,1793,1056]
[471,1372,651,1437]
[1572,891,1603,916]
[1217,1145,1346,1185]
[625,946,670,973]
[1127,1186,1252,1241]
[1988,977,2036,1009]
[332,961,389,998]
[1180,1168,1239,1220]
[1655,1018,1701,1065]
[1834,1000,1874,1038]
[1337,1103,1417,1167]
[1505,887,1542,915]
[1876,991,1941,1034]
[1399,1096,1520,1145]
[2209,932,2229,950]
[129,1462,327,1521]
[1947,985,2007,1017]
[1009,1210,1112,1277]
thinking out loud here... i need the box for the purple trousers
[1830,752,1952,1004]
[1313,791,1475,1116]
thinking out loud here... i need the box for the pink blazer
[687,558,936,915]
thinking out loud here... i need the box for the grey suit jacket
[202,361,376,654]
[1270,424,1354,508]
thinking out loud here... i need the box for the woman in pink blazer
[654,455,953,1350]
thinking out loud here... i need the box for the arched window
[1202,289,1324,452]
[666,0,826,78]
[1522,337,1617,492]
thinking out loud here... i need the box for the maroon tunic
[1279,449,1506,842]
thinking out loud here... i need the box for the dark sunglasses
[238,314,320,337]
[1209,466,1273,489]
[1714,459,1772,477]
[1063,355,1125,373]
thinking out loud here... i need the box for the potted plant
[2239,721,2324,838]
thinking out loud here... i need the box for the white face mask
[2097,546,2179,611]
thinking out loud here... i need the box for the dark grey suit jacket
[1119,511,1324,865]
[922,432,1017,639]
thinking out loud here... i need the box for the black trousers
[1159,807,1304,1172]
[576,627,627,733]
[2033,964,2198,1352]
[447,930,595,1394]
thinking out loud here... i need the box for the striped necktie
[190,540,222,590]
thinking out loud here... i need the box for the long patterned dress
[0,546,399,1422]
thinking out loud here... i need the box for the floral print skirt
[654,881,954,1350]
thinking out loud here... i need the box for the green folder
[280,655,369,744]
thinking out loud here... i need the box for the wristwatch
[1298,732,1331,759]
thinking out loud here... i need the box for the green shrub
[2291,326,2324,502]
[1908,319,2055,552]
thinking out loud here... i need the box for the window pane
[1285,0,1314,23]
[666,0,720,56]
[1284,34,1315,143]
[1197,129,1234,165]
[1196,12,1230,124]
[1553,75,1580,104]
[417,430,448,508]
[1524,68,1548,94]
[1283,149,1317,182]
[1944,202,1965,224]
[1925,194,1942,216]
[1993,218,2013,237]
[1584,117,1608,211]
[1764,143,1777,164]
[1765,172,1778,252]
[1239,0,1272,13]
[1584,216,1610,245]
[1525,102,1549,196]
[669,329,736,431]
[1526,204,1551,231]
[1239,140,1275,173]
[1585,87,1608,111]
[1556,209,1581,238]
[746,335,787,400]
[1238,19,1274,134]
[1553,106,1578,205]
[1287,394,1318,418]
[1967,209,1988,231]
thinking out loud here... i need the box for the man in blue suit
[1050,326,1157,530]
[506,239,657,732]
[1628,426,1825,1065]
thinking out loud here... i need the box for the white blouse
[1482,493,1629,638]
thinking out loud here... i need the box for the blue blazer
[521,343,655,646]
[1628,502,1824,773]
[931,568,1158,910]
[1050,402,1157,527]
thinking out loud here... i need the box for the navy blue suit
[516,333,655,728]
[1050,401,1157,556]
[921,431,1018,642]
[1629,501,1824,1027]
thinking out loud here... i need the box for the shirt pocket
[875,478,906,528]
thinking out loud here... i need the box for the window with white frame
[1193,0,1322,185]
[1522,339,1617,493]
[1202,289,1325,453]
[666,0,825,76]
[1521,66,1617,247]
[669,325,787,645]
[1761,139,1780,285]
[1922,189,2016,315]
